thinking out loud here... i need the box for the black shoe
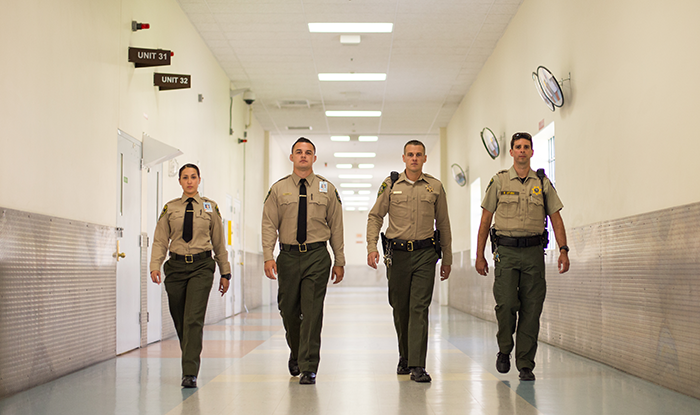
[288,354,300,376]
[181,375,197,388]
[397,357,410,375]
[410,367,432,383]
[299,371,316,385]
[519,368,536,381]
[496,352,511,374]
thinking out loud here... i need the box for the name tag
[203,202,213,212]
[500,191,519,195]
[393,191,402,194]
[319,181,328,193]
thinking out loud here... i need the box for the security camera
[243,91,256,105]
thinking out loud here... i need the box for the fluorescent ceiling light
[326,111,381,117]
[358,207,368,211]
[342,190,355,195]
[308,23,393,33]
[336,164,353,169]
[331,135,350,141]
[340,183,372,188]
[345,207,357,211]
[339,174,373,179]
[359,136,378,142]
[319,73,386,81]
[344,201,369,206]
[358,190,371,195]
[343,196,370,201]
[334,152,376,158]
[358,164,374,169]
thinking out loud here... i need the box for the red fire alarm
[132,21,151,31]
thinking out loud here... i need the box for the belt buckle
[299,243,308,253]
[407,241,414,252]
[185,254,194,264]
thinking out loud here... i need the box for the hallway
[1,286,698,415]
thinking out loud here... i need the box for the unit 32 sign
[154,73,191,90]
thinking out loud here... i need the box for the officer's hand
[219,278,230,296]
[367,252,380,269]
[150,270,162,284]
[475,257,489,276]
[264,260,278,280]
[331,266,344,284]
[558,251,570,274]
[440,265,451,281]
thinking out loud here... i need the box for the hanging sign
[154,73,191,90]
[128,47,171,67]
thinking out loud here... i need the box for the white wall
[445,0,700,252]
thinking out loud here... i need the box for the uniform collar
[508,166,537,181]
[181,193,202,204]
[398,170,427,184]
[292,171,316,186]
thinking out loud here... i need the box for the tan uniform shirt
[366,171,453,266]
[261,172,346,266]
[481,166,564,237]
[150,194,231,275]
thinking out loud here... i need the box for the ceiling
[177,0,523,209]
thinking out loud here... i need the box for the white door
[116,131,142,354]
[233,197,243,315]
[146,164,163,344]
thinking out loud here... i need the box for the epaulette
[166,197,181,204]
[316,174,329,182]
[273,174,291,185]
[498,170,509,174]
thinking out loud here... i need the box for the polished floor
[1,286,699,415]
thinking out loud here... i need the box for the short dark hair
[403,140,426,154]
[179,163,200,178]
[510,132,533,149]
[291,137,316,153]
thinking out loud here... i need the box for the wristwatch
[559,245,569,253]
[221,273,232,280]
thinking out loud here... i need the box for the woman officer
[150,163,232,388]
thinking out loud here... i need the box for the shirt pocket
[309,195,328,222]
[420,193,438,205]
[279,194,298,220]
[496,194,519,218]
[389,194,410,219]
[194,210,212,239]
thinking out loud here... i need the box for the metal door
[116,130,142,354]
[146,164,163,344]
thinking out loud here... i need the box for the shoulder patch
[486,177,495,192]
[377,181,388,196]
[264,188,272,203]
[159,204,168,220]
[335,188,342,204]
[214,204,221,217]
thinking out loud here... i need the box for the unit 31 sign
[154,73,191,90]
[128,47,172,67]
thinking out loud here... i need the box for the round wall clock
[480,127,500,159]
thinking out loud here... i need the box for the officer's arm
[366,179,390,254]
[150,206,171,284]
[549,210,570,273]
[434,185,452,266]
[210,203,232,277]
[261,187,280,263]
[475,209,494,275]
[326,187,346,268]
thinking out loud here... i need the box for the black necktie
[297,179,307,244]
[183,197,194,243]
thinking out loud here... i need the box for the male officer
[366,140,452,383]
[475,132,570,381]
[262,137,345,385]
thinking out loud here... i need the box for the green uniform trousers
[163,257,215,376]
[276,246,331,373]
[493,245,546,371]
[386,247,438,368]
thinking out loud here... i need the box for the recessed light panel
[358,136,378,142]
[334,152,376,158]
[339,174,373,179]
[308,23,393,33]
[358,164,374,169]
[340,183,372,188]
[331,136,350,141]
[336,164,353,169]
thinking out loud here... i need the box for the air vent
[277,99,311,108]
[287,126,313,131]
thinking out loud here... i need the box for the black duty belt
[170,251,212,263]
[280,241,326,253]
[389,237,435,252]
[496,235,542,248]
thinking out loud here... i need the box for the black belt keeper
[170,250,212,263]
[389,237,435,252]
[496,235,542,248]
[280,241,326,253]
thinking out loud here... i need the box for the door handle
[115,240,126,261]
